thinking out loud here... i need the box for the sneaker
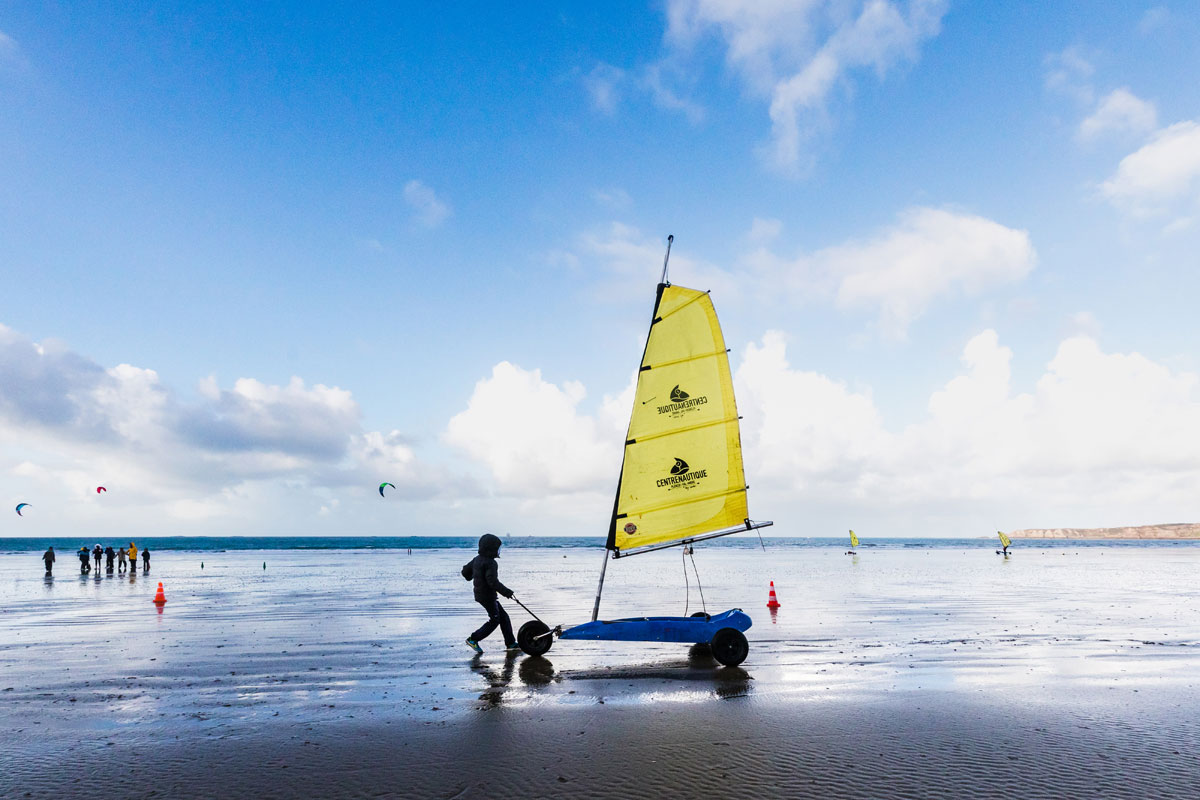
[465,638,483,654]
[504,642,521,652]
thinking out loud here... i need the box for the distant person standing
[78,547,91,573]
[141,548,150,573]
[42,546,55,575]
[127,542,138,573]
[104,545,116,573]
[117,545,127,572]
[92,544,103,571]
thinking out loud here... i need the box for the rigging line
[682,547,690,616]
[688,547,707,615]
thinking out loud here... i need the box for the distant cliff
[1011,523,1200,540]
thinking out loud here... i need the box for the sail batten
[606,283,751,554]
[642,348,729,371]
[628,414,741,445]
[616,485,748,520]
[655,289,709,321]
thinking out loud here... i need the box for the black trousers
[471,599,514,646]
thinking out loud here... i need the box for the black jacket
[461,534,512,602]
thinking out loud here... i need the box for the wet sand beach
[2,545,1199,798]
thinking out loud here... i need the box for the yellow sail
[849,530,860,548]
[606,284,748,554]
[998,531,1012,548]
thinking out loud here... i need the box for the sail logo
[657,384,708,417]
[658,457,707,489]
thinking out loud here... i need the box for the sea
[3,535,1198,553]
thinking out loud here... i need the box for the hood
[477,533,502,558]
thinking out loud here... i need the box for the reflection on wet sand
[471,650,520,707]
[468,645,750,707]
[518,656,555,687]
[555,648,753,701]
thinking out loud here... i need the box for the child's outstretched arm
[461,562,474,581]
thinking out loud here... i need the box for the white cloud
[584,63,625,114]
[179,375,358,460]
[735,329,1200,528]
[0,29,28,72]
[742,208,1036,338]
[0,324,447,534]
[823,208,1036,337]
[639,63,706,123]
[1138,6,1169,34]
[662,0,947,171]
[1079,88,1157,140]
[747,217,783,243]
[591,186,633,210]
[564,209,1033,336]
[446,326,1200,532]
[1101,120,1200,216]
[736,331,886,487]
[444,362,629,495]
[579,222,742,302]
[1043,45,1095,105]
[402,179,451,228]
[1068,311,1101,338]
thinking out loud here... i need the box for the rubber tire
[710,628,748,667]
[517,620,553,657]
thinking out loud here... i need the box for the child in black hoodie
[461,533,517,653]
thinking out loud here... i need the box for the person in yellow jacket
[127,542,138,573]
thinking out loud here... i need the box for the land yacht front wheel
[517,620,553,657]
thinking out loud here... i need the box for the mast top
[659,234,674,285]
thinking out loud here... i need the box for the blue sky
[2,1,1199,539]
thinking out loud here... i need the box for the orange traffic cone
[152,582,167,605]
[766,580,780,609]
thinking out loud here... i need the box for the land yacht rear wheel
[710,628,748,667]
